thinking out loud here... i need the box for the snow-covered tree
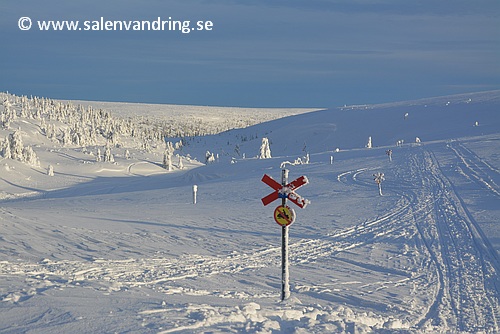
[9,131,24,160]
[104,145,114,163]
[47,164,54,176]
[205,151,215,164]
[109,131,119,147]
[2,99,14,128]
[61,128,71,146]
[142,140,151,153]
[22,146,40,166]
[0,131,39,166]
[1,136,11,159]
[373,172,385,196]
[259,137,272,159]
[163,152,173,171]
[0,112,6,129]
[366,136,372,149]
[163,141,175,170]
[174,140,183,150]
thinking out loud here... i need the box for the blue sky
[1,0,499,107]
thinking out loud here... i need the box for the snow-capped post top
[193,185,198,204]
[261,174,310,208]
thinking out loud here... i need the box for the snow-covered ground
[0,91,499,333]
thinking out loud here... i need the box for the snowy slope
[182,90,500,162]
[0,91,499,333]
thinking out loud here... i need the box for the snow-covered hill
[0,91,499,333]
[182,90,500,162]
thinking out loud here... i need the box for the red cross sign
[261,174,310,208]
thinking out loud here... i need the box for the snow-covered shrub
[280,155,309,168]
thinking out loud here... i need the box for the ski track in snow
[448,141,500,198]
[2,145,499,332]
[334,146,500,332]
[402,148,498,331]
[415,150,498,331]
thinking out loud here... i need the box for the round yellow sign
[274,205,296,226]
